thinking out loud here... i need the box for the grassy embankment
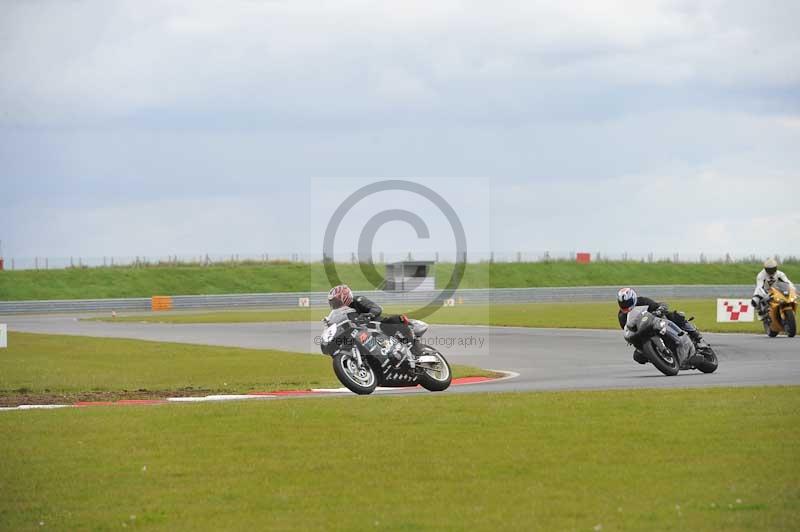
[1,386,798,530]
[2,261,797,301]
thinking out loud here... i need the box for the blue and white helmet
[617,287,638,312]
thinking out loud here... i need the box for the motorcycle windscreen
[624,306,649,331]
[326,306,356,325]
[771,281,793,298]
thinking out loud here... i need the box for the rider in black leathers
[327,285,420,356]
[616,287,707,363]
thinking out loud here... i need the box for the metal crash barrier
[0,285,756,315]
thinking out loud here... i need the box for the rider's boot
[755,299,769,321]
[688,329,708,348]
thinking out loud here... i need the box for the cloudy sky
[1,0,798,263]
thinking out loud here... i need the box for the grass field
[0,332,494,406]
[3,260,797,300]
[1,386,798,531]
[96,299,768,334]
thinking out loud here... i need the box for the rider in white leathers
[752,258,795,318]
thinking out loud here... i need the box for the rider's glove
[400,314,409,325]
[654,304,668,317]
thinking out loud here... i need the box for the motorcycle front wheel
[784,310,796,338]
[642,338,679,376]
[332,352,378,395]
[418,348,452,392]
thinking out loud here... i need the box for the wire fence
[0,251,798,271]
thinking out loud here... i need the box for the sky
[1,0,799,263]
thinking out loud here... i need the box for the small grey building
[384,261,435,292]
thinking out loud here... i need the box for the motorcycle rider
[751,258,795,319]
[327,284,421,358]
[617,287,707,364]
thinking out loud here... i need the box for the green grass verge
[92,308,323,324]
[1,386,798,531]
[96,299,766,333]
[0,332,493,406]
[3,261,797,300]
[439,261,800,289]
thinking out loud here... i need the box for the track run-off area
[4,313,799,396]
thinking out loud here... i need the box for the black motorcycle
[319,307,452,395]
[623,306,718,376]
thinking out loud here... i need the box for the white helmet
[764,258,778,276]
[617,287,638,313]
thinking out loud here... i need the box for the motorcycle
[623,306,718,376]
[760,281,797,338]
[319,306,452,395]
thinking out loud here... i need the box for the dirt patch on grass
[0,388,229,407]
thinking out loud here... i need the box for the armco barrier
[0,297,151,314]
[0,285,756,315]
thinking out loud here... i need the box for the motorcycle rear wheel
[696,346,719,373]
[642,338,679,376]
[418,348,452,392]
[332,352,378,395]
[784,310,796,338]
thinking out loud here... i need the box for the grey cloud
[1,1,798,258]
[2,0,798,125]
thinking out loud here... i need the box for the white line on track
[167,394,276,402]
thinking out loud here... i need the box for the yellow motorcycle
[761,281,797,337]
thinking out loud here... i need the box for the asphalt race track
[4,313,799,394]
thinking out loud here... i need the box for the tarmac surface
[4,313,799,394]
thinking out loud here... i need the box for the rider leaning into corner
[751,258,795,319]
[327,285,422,358]
[617,287,708,364]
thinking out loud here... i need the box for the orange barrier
[151,296,173,311]
[576,252,591,264]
